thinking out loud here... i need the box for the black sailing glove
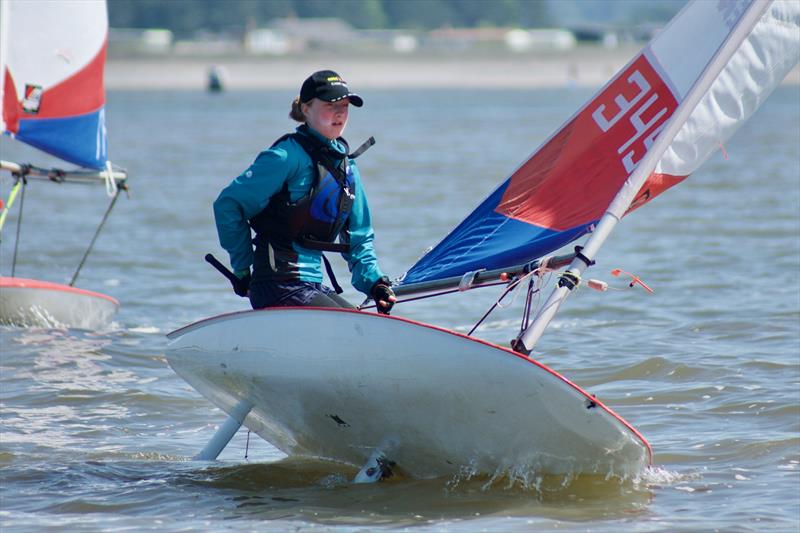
[370,277,396,315]
[233,271,251,297]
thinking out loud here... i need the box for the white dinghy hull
[166,308,650,479]
[0,277,118,329]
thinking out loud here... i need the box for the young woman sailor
[213,70,396,313]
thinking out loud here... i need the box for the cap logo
[326,76,346,88]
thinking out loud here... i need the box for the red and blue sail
[403,0,799,287]
[1,0,109,170]
[402,54,680,285]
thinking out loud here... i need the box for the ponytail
[289,96,305,122]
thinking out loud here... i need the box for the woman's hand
[370,278,397,315]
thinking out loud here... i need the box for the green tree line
[108,0,553,37]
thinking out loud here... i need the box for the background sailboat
[0,0,127,329]
[166,0,798,480]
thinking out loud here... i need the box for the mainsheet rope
[10,176,27,277]
[468,264,552,337]
[69,182,125,286]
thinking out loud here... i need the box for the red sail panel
[496,54,680,232]
[2,69,20,134]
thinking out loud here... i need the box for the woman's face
[303,98,350,140]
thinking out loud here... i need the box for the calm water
[1,85,798,532]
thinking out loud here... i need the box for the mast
[513,0,773,355]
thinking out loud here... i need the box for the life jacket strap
[322,254,344,294]
[297,237,350,253]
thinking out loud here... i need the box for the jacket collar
[298,124,346,155]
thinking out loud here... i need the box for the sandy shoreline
[106,49,800,91]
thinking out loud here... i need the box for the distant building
[109,28,173,55]
[265,17,357,51]
[357,29,420,54]
[244,29,291,55]
[173,31,242,55]
[568,23,656,46]
[427,27,509,51]
[505,29,577,52]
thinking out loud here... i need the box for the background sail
[0,0,109,170]
[401,0,799,286]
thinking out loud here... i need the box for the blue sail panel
[401,181,594,285]
[15,109,107,170]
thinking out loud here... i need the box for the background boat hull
[0,277,118,329]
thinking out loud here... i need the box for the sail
[401,0,799,287]
[0,0,109,170]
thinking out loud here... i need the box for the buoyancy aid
[249,125,373,255]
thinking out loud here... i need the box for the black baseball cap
[300,70,363,107]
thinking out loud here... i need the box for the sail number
[591,57,675,175]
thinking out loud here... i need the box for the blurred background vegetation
[108,0,685,37]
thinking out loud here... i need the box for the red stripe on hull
[0,277,118,305]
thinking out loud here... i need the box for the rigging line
[10,177,27,278]
[495,268,539,310]
[370,269,547,330]
[467,282,522,336]
[521,276,536,333]
[69,185,123,286]
[467,270,545,336]
[530,272,549,324]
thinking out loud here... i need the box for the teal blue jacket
[213,126,385,296]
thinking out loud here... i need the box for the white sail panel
[657,0,800,178]
[650,0,751,98]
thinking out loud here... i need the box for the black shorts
[248,280,354,310]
